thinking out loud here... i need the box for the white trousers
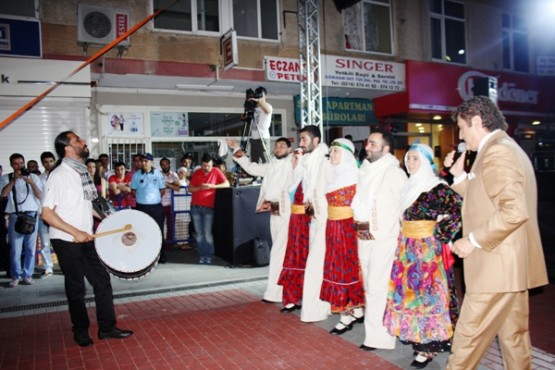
[263,213,289,302]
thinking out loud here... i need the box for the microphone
[440,142,467,178]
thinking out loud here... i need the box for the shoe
[410,354,433,369]
[41,270,53,278]
[8,279,19,288]
[329,322,354,335]
[280,304,301,313]
[351,315,364,324]
[98,327,134,340]
[199,257,207,264]
[22,277,33,285]
[73,332,93,347]
[359,344,377,351]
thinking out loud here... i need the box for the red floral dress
[278,183,310,306]
[320,184,365,313]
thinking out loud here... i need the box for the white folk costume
[295,143,332,323]
[233,153,292,302]
[351,153,407,349]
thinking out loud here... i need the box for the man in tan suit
[445,96,548,370]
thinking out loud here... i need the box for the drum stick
[92,224,132,239]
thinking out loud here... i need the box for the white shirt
[1,173,43,213]
[161,171,179,206]
[42,162,94,242]
[251,104,273,139]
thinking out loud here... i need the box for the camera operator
[244,86,272,164]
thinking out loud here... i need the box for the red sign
[375,60,554,118]
[115,13,128,38]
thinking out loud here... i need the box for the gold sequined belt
[401,220,436,238]
[327,206,353,220]
[291,204,305,214]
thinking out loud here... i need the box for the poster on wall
[151,112,189,137]
[105,112,144,136]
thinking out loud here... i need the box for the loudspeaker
[473,77,498,105]
[213,186,271,265]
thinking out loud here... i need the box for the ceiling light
[433,115,442,120]
[458,49,465,55]
[532,120,541,125]
[415,123,422,127]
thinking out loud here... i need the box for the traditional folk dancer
[383,143,462,369]
[352,129,407,351]
[320,139,365,335]
[227,138,293,303]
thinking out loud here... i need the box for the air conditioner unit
[77,4,130,46]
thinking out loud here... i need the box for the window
[154,0,220,33]
[502,14,529,73]
[430,0,466,64]
[233,0,278,40]
[152,0,279,41]
[0,0,37,18]
[343,0,392,54]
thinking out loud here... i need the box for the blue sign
[0,17,42,58]
[294,96,376,126]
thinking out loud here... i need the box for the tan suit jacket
[452,131,548,293]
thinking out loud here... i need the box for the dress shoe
[351,315,364,324]
[98,327,134,340]
[261,299,276,304]
[410,353,433,369]
[359,344,377,351]
[280,304,301,313]
[329,322,353,335]
[73,332,93,347]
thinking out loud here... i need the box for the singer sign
[265,55,405,92]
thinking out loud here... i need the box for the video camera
[243,87,265,114]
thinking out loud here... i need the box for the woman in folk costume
[320,139,365,334]
[383,143,462,369]
[277,148,310,313]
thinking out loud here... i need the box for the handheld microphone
[440,142,467,178]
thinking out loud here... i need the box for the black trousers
[135,203,165,260]
[51,239,116,333]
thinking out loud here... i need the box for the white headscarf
[400,143,445,212]
[326,138,359,193]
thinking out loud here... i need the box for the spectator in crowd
[352,129,407,351]
[188,153,230,264]
[131,153,166,263]
[38,151,57,278]
[383,143,462,368]
[175,167,192,251]
[176,167,189,186]
[1,153,44,287]
[98,153,113,181]
[320,138,365,335]
[0,164,9,277]
[108,162,133,210]
[246,86,272,163]
[180,152,195,180]
[214,158,236,187]
[160,157,180,250]
[41,130,133,347]
[86,159,106,198]
[127,153,144,209]
[27,160,41,175]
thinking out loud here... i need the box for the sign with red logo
[221,30,238,71]
[115,13,128,39]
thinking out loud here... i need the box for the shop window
[430,0,466,64]
[343,0,392,54]
[153,0,279,41]
[502,13,529,73]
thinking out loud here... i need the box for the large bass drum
[95,209,162,280]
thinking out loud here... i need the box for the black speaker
[472,77,498,105]
[213,186,271,265]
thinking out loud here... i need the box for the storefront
[373,60,555,167]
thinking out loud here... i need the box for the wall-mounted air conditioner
[77,4,130,46]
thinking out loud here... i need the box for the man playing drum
[42,131,133,347]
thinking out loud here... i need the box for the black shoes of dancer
[359,344,377,351]
[330,314,364,335]
[280,304,301,313]
[98,327,134,340]
[410,353,434,369]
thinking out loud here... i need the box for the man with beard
[42,131,133,347]
[159,157,180,250]
[286,125,331,322]
[352,129,407,351]
[226,137,293,303]
[37,151,57,277]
